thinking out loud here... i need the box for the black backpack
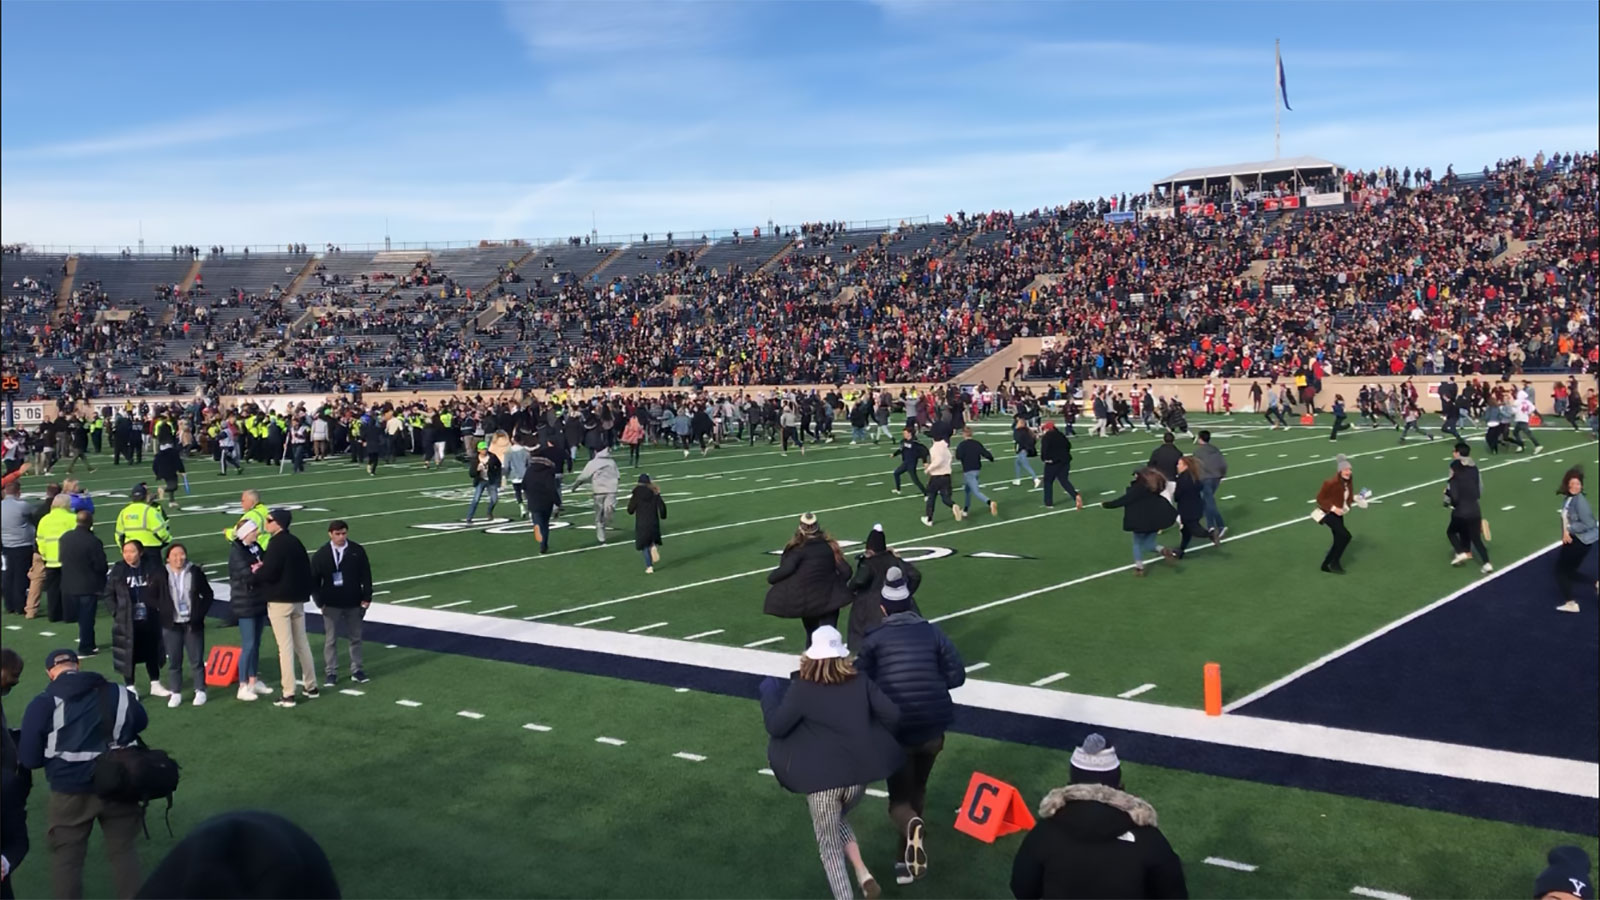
[92,687,181,836]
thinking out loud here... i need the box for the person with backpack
[18,648,151,900]
[853,569,966,886]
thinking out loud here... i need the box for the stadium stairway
[52,254,78,322]
[756,237,797,273]
[579,244,628,281]
[950,336,1045,387]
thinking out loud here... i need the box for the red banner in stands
[1280,196,1301,209]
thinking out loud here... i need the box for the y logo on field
[763,539,956,563]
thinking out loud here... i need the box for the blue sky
[3,1,1596,249]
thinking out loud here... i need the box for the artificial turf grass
[1,620,1593,900]
[44,423,1599,710]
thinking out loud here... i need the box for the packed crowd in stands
[4,151,1595,402]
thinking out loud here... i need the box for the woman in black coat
[765,513,854,638]
[626,474,666,573]
[759,626,902,900]
[521,454,562,554]
[154,543,215,704]
[1101,468,1177,577]
[846,523,922,647]
[103,540,168,695]
[228,520,272,699]
[1161,456,1216,562]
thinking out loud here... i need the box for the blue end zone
[210,591,1597,837]
[1237,546,1598,764]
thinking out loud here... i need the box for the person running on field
[1159,456,1216,562]
[464,441,501,524]
[766,513,855,638]
[1555,466,1597,613]
[758,625,902,900]
[1444,443,1491,574]
[956,426,998,517]
[920,426,962,526]
[891,428,928,496]
[1315,455,1363,575]
[523,447,562,553]
[572,446,620,544]
[1398,401,1436,443]
[1038,421,1081,509]
[854,570,965,886]
[1102,468,1176,577]
[1329,395,1353,441]
[626,474,666,573]
[846,523,922,646]
[1012,416,1041,488]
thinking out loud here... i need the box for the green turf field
[4,415,1596,898]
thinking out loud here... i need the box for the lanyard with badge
[332,547,345,587]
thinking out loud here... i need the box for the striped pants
[807,785,866,899]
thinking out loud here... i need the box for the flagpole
[1274,38,1282,159]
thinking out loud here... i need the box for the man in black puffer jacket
[854,568,965,885]
[1011,733,1187,899]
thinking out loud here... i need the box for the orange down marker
[1203,662,1222,716]
[954,772,1035,843]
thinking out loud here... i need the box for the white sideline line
[932,449,1553,626]
[1501,505,1516,511]
[595,736,627,746]
[965,662,990,673]
[865,788,889,798]
[395,699,422,707]
[628,622,669,633]
[477,604,518,615]
[522,723,552,732]
[1351,888,1409,900]
[684,629,725,641]
[4,625,19,631]
[1118,683,1157,699]
[391,595,431,605]
[432,599,471,609]
[339,688,365,697]
[1031,672,1070,687]
[39,631,55,637]
[457,710,485,720]
[1222,541,1560,712]
[1204,857,1258,872]
[372,590,391,596]
[673,752,707,762]
[1261,496,1278,502]
[573,616,615,627]
[1401,501,1416,507]
[758,768,775,776]
[744,636,785,648]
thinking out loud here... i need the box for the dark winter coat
[1040,430,1072,466]
[104,558,167,681]
[151,445,185,483]
[626,485,666,550]
[846,553,923,647]
[1103,479,1177,534]
[955,438,994,472]
[310,539,373,608]
[58,524,108,598]
[152,563,215,631]
[228,540,268,618]
[1445,460,1482,519]
[1010,783,1188,899]
[469,453,503,487]
[760,673,903,795]
[1148,443,1182,480]
[252,528,313,605]
[523,456,562,512]
[1172,471,1204,526]
[1014,427,1037,457]
[854,613,965,745]
[764,538,853,619]
[17,670,148,794]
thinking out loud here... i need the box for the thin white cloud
[6,111,318,160]
[502,0,733,55]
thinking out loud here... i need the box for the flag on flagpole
[1276,44,1292,111]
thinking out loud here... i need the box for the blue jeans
[851,426,867,443]
[238,613,266,680]
[467,482,499,520]
[961,471,990,510]
[530,506,553,551]
[1132,532,1160,567]
[1013,451,1037,480]
[641,548,654,570]
[73,594,99,653]
[1201,478,1225,532]
[291,442,307,472]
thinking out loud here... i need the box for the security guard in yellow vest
[114,483,170,564]
[224,491,272,549]
[35,495,76,620]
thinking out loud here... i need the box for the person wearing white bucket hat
[760,625,903,899]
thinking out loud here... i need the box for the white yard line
[627,622,669,633]
[684,629,726,641]
[743,636,785,648]
[432,599,471,609]
[1030,672,1070,687]
[673,752,707,762]
[1222,541,1558,712]
[573,616,615,627]
[1350,888,1410,900]
[965,662,990,673]
[389,595,431,605]
[522,723,552,732]
[457,710,485,720]
[1118,683,1157,699]
[595,737,627,746]
[477,605,518,615]
[395,699,422,707]
[1203,857,1258,872]
[339,688,365,697]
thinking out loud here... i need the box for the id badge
[332,572,345,587]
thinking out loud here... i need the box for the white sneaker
[1033,477,1042,489]
[645,566,654,574]
[167,693,182,709]
[920,516,933,527]
[237,685,258,702]
[1012,479,1021,486]
[252,681,274,695]
[1556,600,1580,613]
[1480,562,1494,574]
[194,690,207,707]
[1450,552,1471,566]
[149,681,173,698]
[126,685,139,699]
[953,506,965,521]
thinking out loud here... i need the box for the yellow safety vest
[36,508,76,568]
[224,504,272,548]
[115,502,169,548]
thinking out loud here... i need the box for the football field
[4,414,1597,898]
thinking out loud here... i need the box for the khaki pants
[25,551,44,617]
[46,791,142,900]
[267,602,317,697]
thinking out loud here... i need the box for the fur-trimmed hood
[1038,783,1158,828]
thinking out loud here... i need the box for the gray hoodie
[573,448,620,496]
[502,444,531,484]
